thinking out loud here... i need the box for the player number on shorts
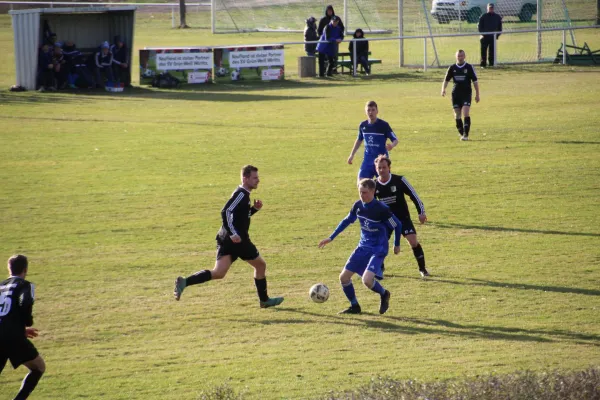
[0,291,13,317]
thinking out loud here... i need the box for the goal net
[212,0,393,33]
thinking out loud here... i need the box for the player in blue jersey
[347,100,399,181]
[319,179,402,315]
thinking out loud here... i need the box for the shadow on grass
[432,221,600,238]
[229,307,569,344]
[230,306,600,346]
[420,275,600,297]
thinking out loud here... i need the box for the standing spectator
[316,16,343,77]
[304,17,318,56]
[478,3,502,67]
[94,41,114,88]
[348,28,370,75]
[111,36,130,87]
[37,43,54,92]
[318,5,345,74]
[52,43,68,89]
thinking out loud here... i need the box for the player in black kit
[0,255,46,400]
[173,165,284,308]
[441,50,480,141]
[374,155,430,278]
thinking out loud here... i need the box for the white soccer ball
[231,69,240,81]
[309,283,329,303]
[216,67,227,77]
[142,68,155,78]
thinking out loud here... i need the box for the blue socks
[342,281,358,305]
[370,280,386,296]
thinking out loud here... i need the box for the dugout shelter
[10,6,136,90]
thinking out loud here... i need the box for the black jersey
[0,277,34,339]
[217,186,259,241]
[444,62,478,95]
[375,174,425,220]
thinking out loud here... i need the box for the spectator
[304,17,318,56]
[317,5,345,74]
[348,28,370,75]
[316,15,343,77]
[94,41,114,88]
[111,35,130,87]
[478,3,502,67]
[37,43,54,92]
[63,41,94,89]
[52,43,68,89]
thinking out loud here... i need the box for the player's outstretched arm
[347,139,363,164]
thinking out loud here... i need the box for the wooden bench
[337,52,382,74]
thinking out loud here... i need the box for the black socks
[464,116,471,136]
[186,270,212,286]
[254,278,269,302]
[455,118,464,135]
[412,244,426,270]
[15,369,43,400]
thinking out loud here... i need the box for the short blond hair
[358,178,376,191]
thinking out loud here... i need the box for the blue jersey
[329,199,402,254]
[357,118,398,160]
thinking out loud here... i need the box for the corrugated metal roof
[9,6,137,15]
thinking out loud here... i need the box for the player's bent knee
[362,275,374,288]
[26,356,45,373]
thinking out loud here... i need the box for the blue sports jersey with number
[358,118,398,161]
[329,199,402,254]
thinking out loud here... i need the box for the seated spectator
[348,28,370,75]
[94,41,114,88]
[110,36,130,87]
[37,43,55,92]
[304,17,318,57]
[315,15,343,77]
[63,41,94,89]
[52,42,68,89]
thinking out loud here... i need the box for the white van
[431,0,537,24]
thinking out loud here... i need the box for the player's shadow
[432,222,600,238]
[418,276,600,297]
[227,307,599,345]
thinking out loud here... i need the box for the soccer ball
[231,69,241,81]
[216,67,227,77]
[309,283,329,303]
[142,68,155,78]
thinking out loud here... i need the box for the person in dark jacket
[94,41,114,88]
[37,43,55,92]
[318,5,345,73]
[348,28,370,75]
[63,41,94,89]
[316,16,344,77]
[52,43,68,89]
[304,17,318,56]
[478,3,502,67]
[111,35,130,86]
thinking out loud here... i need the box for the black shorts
[386,218,417,239]
[0,336,39,369]
[216,237,260,263]
[452,92,472,109]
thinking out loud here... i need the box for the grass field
[1,12,600,400]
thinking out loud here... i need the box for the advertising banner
[213,45,285,83]
[139,48,213,85]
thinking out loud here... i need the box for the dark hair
[374,154,391,167]
[241,165,258,178]
[366,100,378,109]
[8,254,28,275]
[358,178,376,191]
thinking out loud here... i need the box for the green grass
[1,12,600,400]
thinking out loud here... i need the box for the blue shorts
[358,161,377,180]
[343,246,386,277]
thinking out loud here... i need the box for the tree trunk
[179,0,189,29]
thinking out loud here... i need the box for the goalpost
[209,0,595,66]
